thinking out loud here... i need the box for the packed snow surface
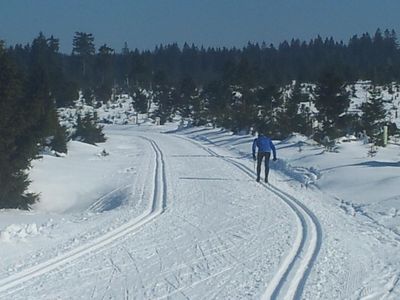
[1,125,400,297]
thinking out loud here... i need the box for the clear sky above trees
[1,0,399,53]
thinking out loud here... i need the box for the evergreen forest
[1,29,399,209]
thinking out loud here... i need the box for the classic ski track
[0,136,167,296]
[174,135,322,300]
[87,184,133,212]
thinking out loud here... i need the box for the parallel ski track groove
[226,158,322,300]
[87,184,133,212]
[175,135,322,300]
[0,136,167,296]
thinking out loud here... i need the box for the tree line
[1,29,399,209]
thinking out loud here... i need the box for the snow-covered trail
[2,125,399,299]
[176,135,322,300]
[0,127,304,299]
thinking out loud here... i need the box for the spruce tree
[83,88,95,106]
[73,112,106,145]
[361,86,387,145]
[46,35,78,107]
[278,82,308,136]
[131,88,149,113]
[152,87,176,125]
[72,32,95,87]
[94,44,114,103]
[229,88,258,134]
[314,71,350,140]
[50,123,69,154]
[0,44,38,209]
[28,33,68,154]
[254,84,282,137]
[151,71,177,124]
[178,76,196,118]
[191,92,207,126]
[203,81,231,128]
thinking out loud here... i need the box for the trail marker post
[383,125,388,146]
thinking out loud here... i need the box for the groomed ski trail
[175,134,322,300]
[0,137,167,296]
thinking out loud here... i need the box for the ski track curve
[0,136,167,297]
[174,134,322,300]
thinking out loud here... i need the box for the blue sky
[0,0,399,53]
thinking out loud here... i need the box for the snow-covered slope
[58,91,155,133]
[349,81,400,127]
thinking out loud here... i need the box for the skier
[252,131,277,183]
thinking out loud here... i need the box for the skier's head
[258,126,267,136]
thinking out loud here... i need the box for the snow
[166,125,400,298]
[1,82,400,298]
[30,138,142,213]
[0,223,39,242]
[181,127,400,235]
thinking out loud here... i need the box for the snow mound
[0,223,40,242]
[274,159,321,186]
[281,133,309,144]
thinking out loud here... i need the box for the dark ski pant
[256,151,271,182]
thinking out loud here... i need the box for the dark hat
[258,125,267,135]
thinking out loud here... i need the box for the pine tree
[28,33,68,154]
[314,71,350,140]
[361,86,387,145]
[191,92,207,126]
[178,76,196,118]
[132,88,149,113]
[50,123,69,154]
[73,112,106,145]
[229,88,258,134]
[278,82,308,136]
[72,32,95,85]
[121,42,129,56]
[53,79,79,108]
[0,44,38,209]
[83,88,95,106]
[152,87,177,125]
[202,81,231,128]
[94,44,114,103]
[254,84,282,137]
[46,35,78,107]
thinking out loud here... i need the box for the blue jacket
[252,135,276,158]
